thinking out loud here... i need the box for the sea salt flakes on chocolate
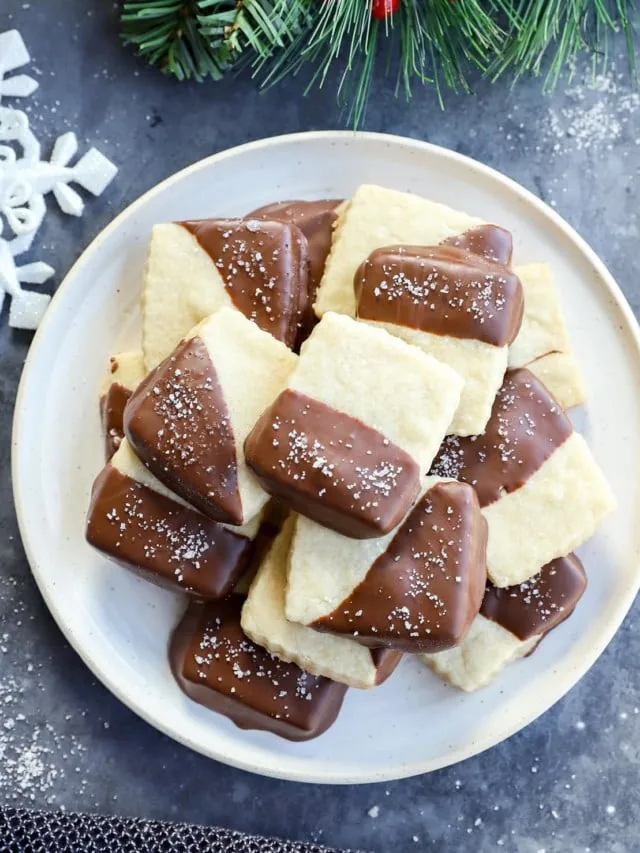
[285,477,487,653]
[315,184,490,319]
[241,517,402,687]
[248,199,342,342]
[423,554,587,691]
[86,440,255,599]
[430,368,614,587]
[125,306,297,527]
[245,312,463,538]
[170,595,347,741]
[141,217,308,370]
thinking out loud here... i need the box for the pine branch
[121,0,308,81]
[121,0,225,80]
[119,0,639,123]
[491,0,639,88]
[257,0,503,126]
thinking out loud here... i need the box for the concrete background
[0,2,638,851]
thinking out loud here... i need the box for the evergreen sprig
[120,0,638,121]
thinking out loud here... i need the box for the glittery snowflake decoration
[0,30,117,330]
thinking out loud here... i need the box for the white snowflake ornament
[0,30,38,102]
[0,29,117,331]
[0,238,52,330]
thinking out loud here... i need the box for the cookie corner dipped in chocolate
[180,217,309,349]
[170,596,347,741]
[430,367,573,508]
[481,553,587,642]
[441,224,514,266]
[124,335,243,525]
[247,199,342,342]
[311,478,488,653]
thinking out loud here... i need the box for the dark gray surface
[1,2,638,851]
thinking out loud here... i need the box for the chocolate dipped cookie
[125,306,297,526]
[423,554,587,690]
[241,517,402,688]
[171,595,348,741]
[285,477,487,653]
[86,440,259,598]
[431,368,614,587]
[315,184,491,318]
[244,311,463,538]
[142,218,308,369]
[355,240,523,436]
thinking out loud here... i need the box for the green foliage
[120,0,310,81]
[120,0,638,121]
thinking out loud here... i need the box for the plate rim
[11,130,640,784]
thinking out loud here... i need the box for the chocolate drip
[248,200,341,341]
[244,389,421,539]
[481,554,586,641]
[313,481,487,653]
[441,225,513,266]
[170,596,347,742]
[370,648,404,684]
[181,218,308,349]
[124,336,242,525]
[355,244,523,347]
[430,368,573,508]
[101,383,131,461]
[86,466,250,598]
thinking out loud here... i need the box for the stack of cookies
[86,187,615,741]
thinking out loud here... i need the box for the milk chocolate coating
[248,200,341,341]
[441,225,514,266]
[170,596,347,741]
[312,481,488,653]
[124,336,242,525]
[430,368,573,507]
[244,389,421,539]
[371,648,404,684]
[481,553,586,641]
[181,218,308,349]
[100,383,131,461]
[86,466,250,598]
[355,244,523,347]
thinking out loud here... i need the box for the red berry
[371,0,399,20]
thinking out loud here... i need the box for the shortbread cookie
[142,218,308,369]
[100,351,146,460]
[245,312,463,538]
[430,369,614,587]
[170,596,348,741]
[422,554,586,691]
[285,477,487,653]
[125,307,297,526]
[355,243,523,435]
[509,263,586,409]
[249,199,342,340]
[86,440,254,598]
[241,518,402,688]
[316,184,496,318]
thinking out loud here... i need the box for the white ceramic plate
[12,132,640,784]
